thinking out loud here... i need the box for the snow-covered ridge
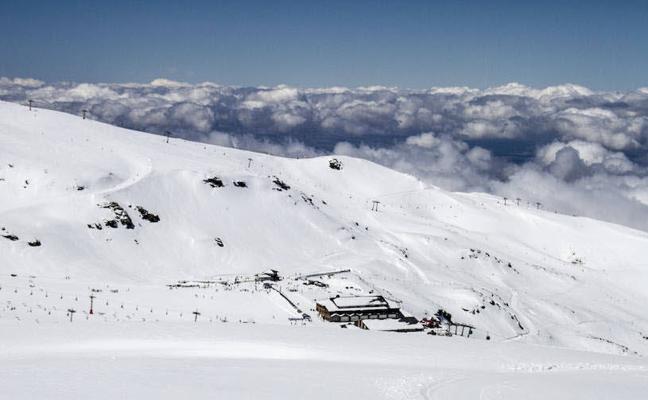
[1,99,647,359]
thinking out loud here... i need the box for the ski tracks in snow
[420,374,467,400]
[376,371,465,400]
[95,157,154,196]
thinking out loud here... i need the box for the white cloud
[335,133,493,192]
[150,78,191,88]
[537,140,635,173]
[554,107,644,150]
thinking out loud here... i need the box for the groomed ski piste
[1,100,647,399]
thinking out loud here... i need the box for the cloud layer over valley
[3,77,648,232]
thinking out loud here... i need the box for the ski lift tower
[89,294,95,315]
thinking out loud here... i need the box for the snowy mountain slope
[1,99,648,362]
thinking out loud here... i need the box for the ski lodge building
[315,295,403,322]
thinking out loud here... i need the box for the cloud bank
[2,77,648,231]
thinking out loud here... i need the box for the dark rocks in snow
[215,237,224,247]
[136,206,160,223]
[466,248,519,274]
[300,193,317,208]
[301,194,313,206]
[101,202,135,229]
[76,185,85,191]
[203,177,224,188]
[27,240,41,247]
[571,257,584,265]
[87,223,103,230]
[588,336,635,355]
[233,181,247,188]
[105,220,118,229]
[379,239,408,258]
[2,234,19,241]
[435,309,453,324]
[329,158,343,170]
[272,177,290,191]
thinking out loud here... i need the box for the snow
[1,324,647,399]
[358,318,422,331]
[1,100,648,398]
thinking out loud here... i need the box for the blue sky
[1,0,647,89]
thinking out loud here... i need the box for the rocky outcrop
[136,206,160,223]
[101,202,135,229]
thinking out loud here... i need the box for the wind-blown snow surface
[1,100,648,398]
